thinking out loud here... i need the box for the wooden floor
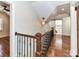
[47,35,70,57]
[0,35,70,57]
[0,36,9,57]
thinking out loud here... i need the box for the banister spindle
[24,37,25,57]
[30,38,31,57]
[16,35,18,57]
[15,32,36,57]
[27,37,28,57]
[33,38,35,57]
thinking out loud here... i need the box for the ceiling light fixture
[61,8,64,11]
[42,17,46,25]
[42,21,45,25]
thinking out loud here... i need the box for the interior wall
[43,16,70,36]
[14,2,44,36]
[43,23,51,33]
[0,12,9,38]
[42,20,55,33]
[13,2,45,57]
[62,17,70,36]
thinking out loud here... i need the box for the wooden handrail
[15,32,35,38]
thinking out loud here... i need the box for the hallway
[47,35,70,57]
[0,1,77,57]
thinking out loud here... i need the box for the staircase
[15,29,54,57]
[41,29,54,56]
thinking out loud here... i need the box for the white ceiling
[47,3,70,22]
[31,1,70,21]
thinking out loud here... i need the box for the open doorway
[51,17,71,57]
[53,17,70,57]
[54,20,62,49]
[0,2,10,57]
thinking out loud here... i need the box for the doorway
[54,17,71,57]
[0,2,10,57]
[54,20,62,49]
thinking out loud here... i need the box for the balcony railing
[15,32,36,57]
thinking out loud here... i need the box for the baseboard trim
[0,35,9,38]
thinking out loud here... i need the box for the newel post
[35,33,42,57]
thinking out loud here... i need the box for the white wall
[43,23,51,33]
[32,2,52,19]
[14,2,43,35]
[62,17,70,36]
[42,20,55,33]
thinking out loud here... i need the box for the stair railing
[15,32,41,57]
[15,29,53,57]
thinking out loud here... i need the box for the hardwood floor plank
[0,36,9,57]
[47,35,70,57]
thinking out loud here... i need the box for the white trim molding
[70,3,77,57]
